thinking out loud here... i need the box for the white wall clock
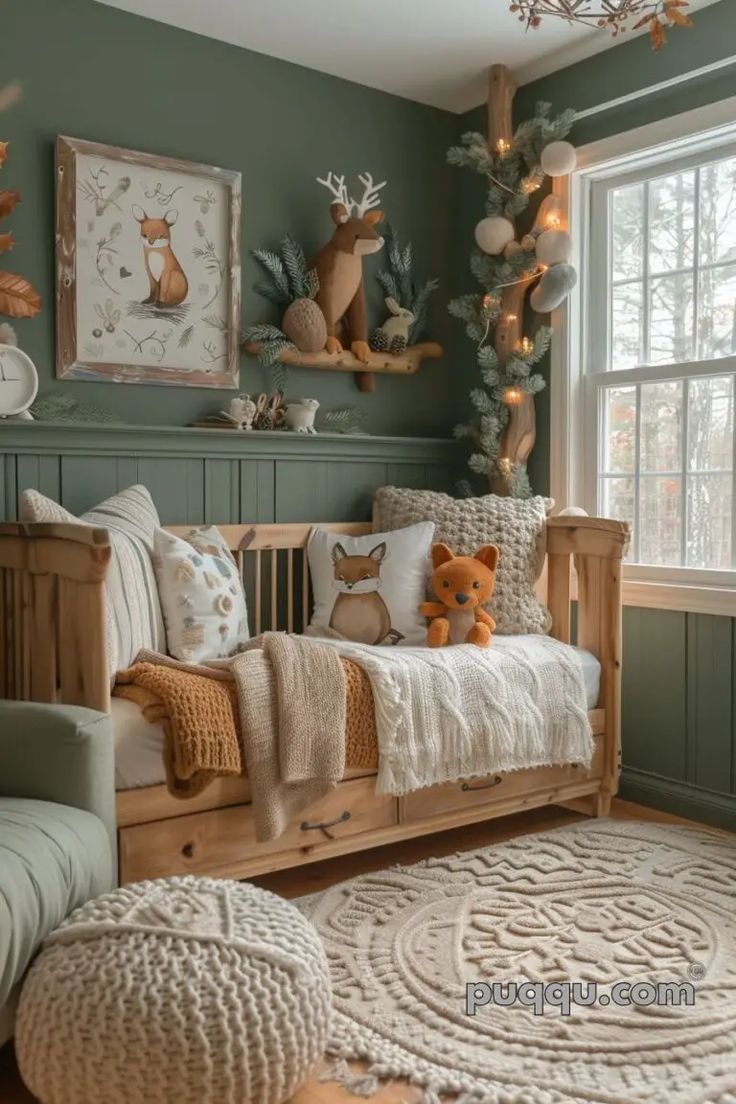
[0,344,38,419]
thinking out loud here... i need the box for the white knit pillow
[19,485,165,678]
[374,487,552,635]
[154,527,249,663]
[307,522,434,646]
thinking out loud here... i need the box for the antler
[316,172,350,211]
[316,171,387,219]
[353,171,387,218]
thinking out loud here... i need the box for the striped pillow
[19,485,165,680]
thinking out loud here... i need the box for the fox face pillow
[307,522,434,646]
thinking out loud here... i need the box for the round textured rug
[300,819,736,1104]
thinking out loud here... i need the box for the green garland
[448,101,574,498]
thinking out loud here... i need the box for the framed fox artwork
[55,136,241,388]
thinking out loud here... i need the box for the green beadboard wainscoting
[0,423,461,525]
[512,0,736,832]
[1,0,457,437]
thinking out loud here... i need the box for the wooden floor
[0,799,710,1104]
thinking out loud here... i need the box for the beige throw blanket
[232,634,346,841]
[133,633,346,841]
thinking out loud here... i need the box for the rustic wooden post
[487,63,537,497]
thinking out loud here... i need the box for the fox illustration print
[329,542,403,645]
[132,205,188,308]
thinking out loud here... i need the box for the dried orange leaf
[650,17,666,49]
[667,9,693,25]
[0,142,8,169]
[0,232,14,254]
[0,271,42,318]
[0,190,20,219]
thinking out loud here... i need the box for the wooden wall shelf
[243,341,442,378]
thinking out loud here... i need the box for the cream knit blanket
[310,634,594,795]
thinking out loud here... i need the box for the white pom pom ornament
[536,229,572,266]
[530,264,577,313]
[540,141,577,178]
[475,216,515,256]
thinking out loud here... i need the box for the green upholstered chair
[0,702,116,1045]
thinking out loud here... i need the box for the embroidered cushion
[19,485,165,678]
[374,486,552,635]
[307,522,434,646]
[153,527,249,663]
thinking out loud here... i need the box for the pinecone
[389,335,408,356]
[369,328,389,353]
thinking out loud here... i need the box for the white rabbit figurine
[222,393,257,431]
[369,297,415,356]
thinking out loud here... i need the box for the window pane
[601,477,635,562]
[639,475,682,566]
[649,272,694,364]
[602,386,636,473]
[611,184,643,281]
[699,155,736,267]
[611,283,642,368]
[697,263,736,361]
[649,170,695,273]
[687,473,732,569]
[640,380,682,473]
[688,376,733,471]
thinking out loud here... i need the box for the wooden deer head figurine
[312,171,386,391]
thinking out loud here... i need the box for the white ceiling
[95,0,721,114]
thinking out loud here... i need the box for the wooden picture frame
[56,136,241,389]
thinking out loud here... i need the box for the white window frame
[553,95,736,616]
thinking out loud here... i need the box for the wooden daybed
[0,514,629,885]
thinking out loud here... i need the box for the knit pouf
[15,876,332,1104]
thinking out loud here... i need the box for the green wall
[515,0,736,830]
[1,0,457,435]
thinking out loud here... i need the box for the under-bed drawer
[400,736,604,823]
[119,775,396,883]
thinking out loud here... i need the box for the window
[578,123,736,596]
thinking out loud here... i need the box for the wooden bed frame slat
[0,513,629,883]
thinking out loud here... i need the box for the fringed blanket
[314,634,594,795]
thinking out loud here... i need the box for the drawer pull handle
[461,775,502,793]
[182,842,196,858]
[300,810,351,840]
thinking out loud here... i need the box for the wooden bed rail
[0,522,112,713]
[546,515,631,813]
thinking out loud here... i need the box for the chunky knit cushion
[20,485,165,678]
[374,486,552,635]
[15,877,331,1104]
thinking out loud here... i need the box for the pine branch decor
[448,68,576,498]
[375,224,439,343]
[243,233,324,391]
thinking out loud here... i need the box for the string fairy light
[503,386,525,406]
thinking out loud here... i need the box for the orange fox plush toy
[419,543,500,648]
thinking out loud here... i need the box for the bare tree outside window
[598,152,736,572]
